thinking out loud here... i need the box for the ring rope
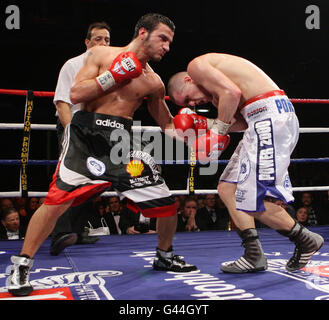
[1,88,329,105]
[1,185,329,199]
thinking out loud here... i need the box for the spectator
[0,207,25,240]
[87,196,123,235]
[196,196,205,209]
[119,201,157,235]
[195,194,229,231]
[12,197,30,230]
[27,198,39,216]
[0,198,14,214]
[300,192,319,226]
[296,207,310,227]
[13,197,27,214]
[177,197,200,232]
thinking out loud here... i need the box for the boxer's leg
[218,182,267,273]
[254,202,324,272]
[121,184,197,272]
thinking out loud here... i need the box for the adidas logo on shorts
[95,119,124,129]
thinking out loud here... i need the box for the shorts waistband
[72,111,133,131]
[239,90,286,110]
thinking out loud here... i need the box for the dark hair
[1,207,18,221]
[133,13,175,39]
[184,197,197,207]
[86,21,111,40]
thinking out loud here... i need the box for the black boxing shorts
[44,111,177,218]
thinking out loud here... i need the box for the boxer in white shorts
[220,90,299,213]
[168,53,323,274]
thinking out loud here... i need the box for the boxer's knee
[217,181,236,201]
[42,201,73,219]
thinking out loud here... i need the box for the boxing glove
[96,52,142,92]
[193,131,230,161]
[173,108,208,135]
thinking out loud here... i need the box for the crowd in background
[1,191,329,241]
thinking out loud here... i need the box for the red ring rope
[0,88,328,104]
[0,89,54,97]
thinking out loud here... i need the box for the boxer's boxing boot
[277,221,324,272]
[7,255,33,296]
[153,246,198,272]
[221,228,268,273]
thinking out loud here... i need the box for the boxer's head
[168,72,211,107]
[133,13,175,62]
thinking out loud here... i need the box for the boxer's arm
[147,82,189,143]
[187,56,241,130]
[147,77,175,132]
[70,48,104,104]
[228,111,248,133]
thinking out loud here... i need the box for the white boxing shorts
[220,90,299,212]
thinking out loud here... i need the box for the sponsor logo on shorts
[235,189,247,203]
[238,157,250,183]
[126,159,144,177]
[283,174,292,191]
[255,119,275,182]
[129,176,152,187]
[247,105,268,119]
[129,151,159,182]
[87,157,106,176]
[95,119,124,129]
[275,98,295,114]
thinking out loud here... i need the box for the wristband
[95,70,115,92]
[209,119,230,135]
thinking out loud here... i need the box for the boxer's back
[197,53,280,105]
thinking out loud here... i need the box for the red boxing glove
[173,113,194,132]
[193,131,230,161]
[174,108,208,137]
[96,52,142,91]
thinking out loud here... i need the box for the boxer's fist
[110,52,142,83]
[178,108,208,131]
[173,114,194,132]
[174,108,208,136]
[96,52,142,91]
[193,131,230,161]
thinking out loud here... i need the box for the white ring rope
[1,186,329,199]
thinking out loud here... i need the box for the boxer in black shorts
[47,111,176,216]
[7,13,197,297]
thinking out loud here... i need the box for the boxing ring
[0,88,329,301]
